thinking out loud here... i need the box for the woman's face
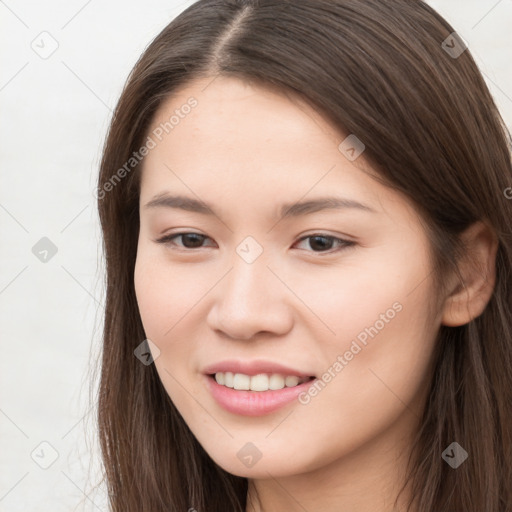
[134,76,442,479]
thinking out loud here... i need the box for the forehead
[146,76,343,157]
[141,76,375,192]
[137,76,421,230]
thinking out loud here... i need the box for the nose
[206,251,294,341]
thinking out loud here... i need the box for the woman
[96,1,512,510]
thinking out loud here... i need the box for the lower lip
[204,375,317,416]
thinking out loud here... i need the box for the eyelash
[154,231,356,255]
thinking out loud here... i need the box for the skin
[133,76,497,512]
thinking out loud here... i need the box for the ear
[441,221,498,327]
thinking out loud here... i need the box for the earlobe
[441,221,498,327]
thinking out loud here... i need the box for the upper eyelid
[156,231,349,241]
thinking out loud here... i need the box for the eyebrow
[143,193,376,219]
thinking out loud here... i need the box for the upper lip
[203,359,315,378]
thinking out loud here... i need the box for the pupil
[310,236,331,251]
[183,233,204,248]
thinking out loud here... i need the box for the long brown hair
[95,1,512,510]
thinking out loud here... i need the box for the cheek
[280,285,437,474]
[133,246,214,394]
[304,242,433,351]
[134,260,168,341]
[134,247,206,342]
[134,251,204,410]
[306,243,438,411]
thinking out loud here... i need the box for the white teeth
[213,372,310,391]
[285,375,300,387]
[233,373,250,390]
[269,374,285,390]
[250,374,269,391]
[224,372,234,388]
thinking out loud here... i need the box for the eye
[155,231,355,254]
[293,234,355,254]
[155,232,216,250]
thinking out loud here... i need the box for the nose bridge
[208,238,292,338]
[225,240,277,310]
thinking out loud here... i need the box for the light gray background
[1,1,511,510]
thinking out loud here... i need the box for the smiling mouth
[208,372,315,392]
